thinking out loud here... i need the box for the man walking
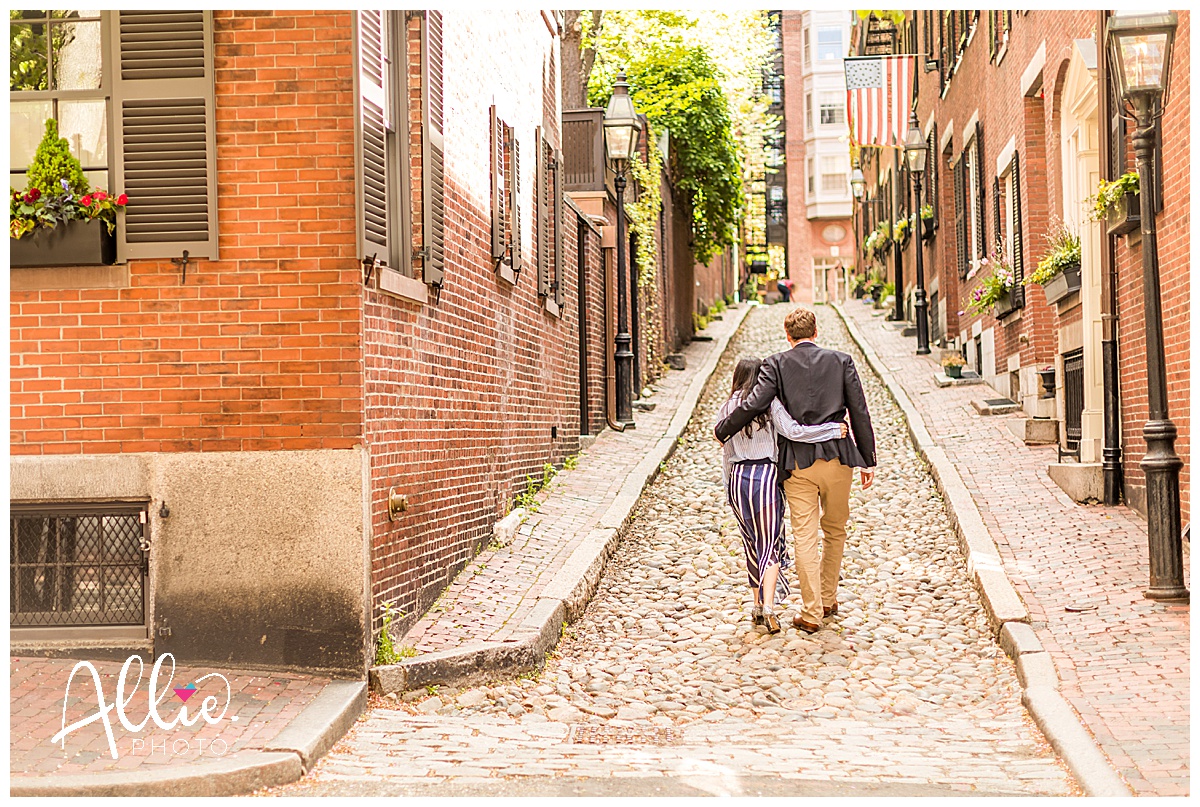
[715,308,875,633]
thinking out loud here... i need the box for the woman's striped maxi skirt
[726,459,790,604]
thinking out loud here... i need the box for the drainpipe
[1097,10,1123,504]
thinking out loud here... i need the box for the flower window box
[1105,190,1140,237]
[1040,261,1082,306]
[10,218,116,268]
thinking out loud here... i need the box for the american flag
[844,55,916,148]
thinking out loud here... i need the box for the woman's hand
[839,422,849,438]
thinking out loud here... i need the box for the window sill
[997,306,1022,325]
[11,263,130,292]
[497,264,518,286]
[543,297,562,318]
[995,42,1008,67]
[378,267,428,305]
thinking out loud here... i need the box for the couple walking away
[715,307,876,635]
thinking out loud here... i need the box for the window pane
[817,28,842,60]
[10,21,49,91]
[58,98,107,168]
[10,99,53,169]
[52,19,101,90]
[821,173,845,193]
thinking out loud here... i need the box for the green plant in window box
[10,119,127,241]
[1025,222,1081,286]
[892,216,910,247]
[920,204,934,221]
[1086,171,1138,222]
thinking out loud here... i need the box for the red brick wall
[1114,10,1189,520]
[11,10,364,456]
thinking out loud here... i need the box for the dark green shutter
[536,127,549,297]
[110,10,218,260]
[1011,151,1025,308]
[993,174,1002,256]
[974,121,986,258]
[954,155,967,278]
[927,123,938,222]
[420,10,445,288]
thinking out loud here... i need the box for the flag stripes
[844,55,915,148]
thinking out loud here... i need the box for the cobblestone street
[267,304,1075,797]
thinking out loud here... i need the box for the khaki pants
[781,459,853,625]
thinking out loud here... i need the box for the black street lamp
[904,113,930,355]
[1107,11,1187,601]
[604,70,642,428]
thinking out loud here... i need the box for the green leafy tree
[27,118,89,196]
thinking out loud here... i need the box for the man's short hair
[784,307,817,340]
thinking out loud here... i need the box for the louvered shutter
[1011,151,1025,308]
[420,11,445,288]
[110,10,218,261]
[553,148,565,308]
[355,10,389,271]
[509,131,522,277]
[490,106,507,262]
[992,175,1002,255]
[536,127,549,297]
[954,157,967,278]
[974,122,986,258]
[927,124,938,219]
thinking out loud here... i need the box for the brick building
[9,9,683,676]
[850,11,1189,521]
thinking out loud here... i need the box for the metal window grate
[929,291,941,344]
[10,504,147,627]
[1062,348,1084,457]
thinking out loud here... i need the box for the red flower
[94,191,107,201]
[81,195,93,206]
[116,194,128,205]
[28,188,40,201]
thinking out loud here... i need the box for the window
[11,10,219,260]
[807,158,815,196]
[804,28,811,65]
[996,153,1026,306]
[10,11,107,189]
[767,185,785,223]
[805,92,813,133]
[989,10,1012,61]
[820,156,846,195]
[816,27,842,61]
[766,146,784,169]
[963,139,980,265]
[819,94,845,126]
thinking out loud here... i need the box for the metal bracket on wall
[362,253,380,286]
[171,250,190,284]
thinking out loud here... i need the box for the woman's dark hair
[730,357,769,435]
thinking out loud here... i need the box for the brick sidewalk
[838,300,1189,797]
[401,308,746,654]
[10,655,329,776]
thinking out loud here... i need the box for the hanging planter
[10,217,117,267]
[1040,261,1082,305]
[992,288,1015,318]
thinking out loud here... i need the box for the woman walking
[716,357,846,633]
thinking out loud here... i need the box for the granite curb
[832,302,1131,797]
[9,680,367,797]
[370,303,754,695]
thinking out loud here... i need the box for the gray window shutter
[954,156,967,278]
[992,175,1002,255]
[536,128,549,297]
[1011,151,1025,308]
[974,121,986,258]
[553,148,565,308]
[421,10,445,288]
[357,10,389,270]
[509,130,522,277]
[490,106,507,262]
[110,10,218,261]
[927,123,938,220]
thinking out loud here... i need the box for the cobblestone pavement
[841,299,1190,797]
[266,303,1075,797]
[10,655,329,775]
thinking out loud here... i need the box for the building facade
[851,10,1189,521]
[781,9,856,305]
[10,9,680,675]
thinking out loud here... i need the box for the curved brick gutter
[370,304,753,696]
[832,302,1131,798]
[10,681,366,797]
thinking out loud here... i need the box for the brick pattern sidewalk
[10,655,329,776]
[402,310,744,654]
[837,301,1189,797]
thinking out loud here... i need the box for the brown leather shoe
[823,602,838,618]
[763,612,781,634]
[791,615,820,634]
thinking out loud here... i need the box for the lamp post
[604,71,642,428]
[904,113,930,355]
[851,162,865,271]
[1107,11,1187,601]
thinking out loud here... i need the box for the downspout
[1097,9,1123,504]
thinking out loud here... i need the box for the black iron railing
[1060,348,1084,462]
